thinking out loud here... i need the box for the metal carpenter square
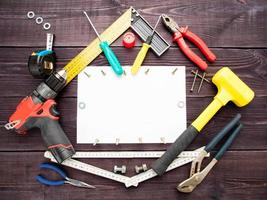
[131,8,170,56]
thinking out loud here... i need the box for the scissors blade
[66,178,96,189]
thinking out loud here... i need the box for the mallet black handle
[151,125,199,176]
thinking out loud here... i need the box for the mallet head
[212,67,255,107]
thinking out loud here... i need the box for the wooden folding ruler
[64,7,170,83]
[44,147,209,188]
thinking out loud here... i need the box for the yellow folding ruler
[63,7,170,84]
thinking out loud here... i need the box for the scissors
[36,163,95,189]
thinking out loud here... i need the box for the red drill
[5,69,75,163]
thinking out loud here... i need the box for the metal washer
[35,17,43,24]
[43,22,51,30]
[27,11,35,19]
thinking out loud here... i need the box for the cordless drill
[5,69,75,163]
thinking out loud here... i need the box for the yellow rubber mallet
[151,67,255,175]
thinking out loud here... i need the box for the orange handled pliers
[161,14,216,71]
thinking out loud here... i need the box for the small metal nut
[135,164,148,173]
[27,11,35,19]
[35,17,43,24]
[43,22,51,30]
[113,165,126,174]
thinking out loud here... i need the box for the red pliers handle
[162,14,216,71]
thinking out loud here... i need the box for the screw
[172,68,178,75]
[115,138,120,145]
[101,70,106,76]
[191,70,210,83]
[114,165,127,174]
[84,71,91,78]
[93,138,100,146]
[160,137,166,144]
[135,164,148,173]
[190,69,198,92]
[145,69,150,75]
[123,70,126,76]
[138,137,143,143]
[197,72,206,93]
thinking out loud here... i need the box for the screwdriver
[83,11,123,76]
[131,16,161,75]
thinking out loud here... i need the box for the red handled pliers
[161,14,216,71]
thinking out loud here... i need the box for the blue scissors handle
[36,163,67,186]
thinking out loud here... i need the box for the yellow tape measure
[64,8,132,84]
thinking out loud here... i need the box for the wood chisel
[44,147,209,188]
[83,11,123,76]
[131,16,161,75]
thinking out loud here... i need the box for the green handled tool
[131,16,161,75]
[83,11,123,76]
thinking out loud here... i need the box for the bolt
[135,164,148,173]
[113,165,127,174]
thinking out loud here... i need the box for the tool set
[5,6,255,193]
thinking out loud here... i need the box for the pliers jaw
[161,14,179,33]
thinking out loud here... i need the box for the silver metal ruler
[44,147,209,188]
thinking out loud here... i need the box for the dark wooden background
[0,0,266,199]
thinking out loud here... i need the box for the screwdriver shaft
[151,16,161,37]
[83,11,102,41]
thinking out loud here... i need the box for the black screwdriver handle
[205,114,241,152]
[151,125,199,176]
[23,117,75,163]
[215,123,243,160]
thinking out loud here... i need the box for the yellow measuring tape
[63,8,132,84]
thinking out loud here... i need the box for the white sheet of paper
[77,66,187,144]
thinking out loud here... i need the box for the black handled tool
[177,114,243,193]
[5,69,75,163]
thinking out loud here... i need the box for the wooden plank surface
[0,0,266,199]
